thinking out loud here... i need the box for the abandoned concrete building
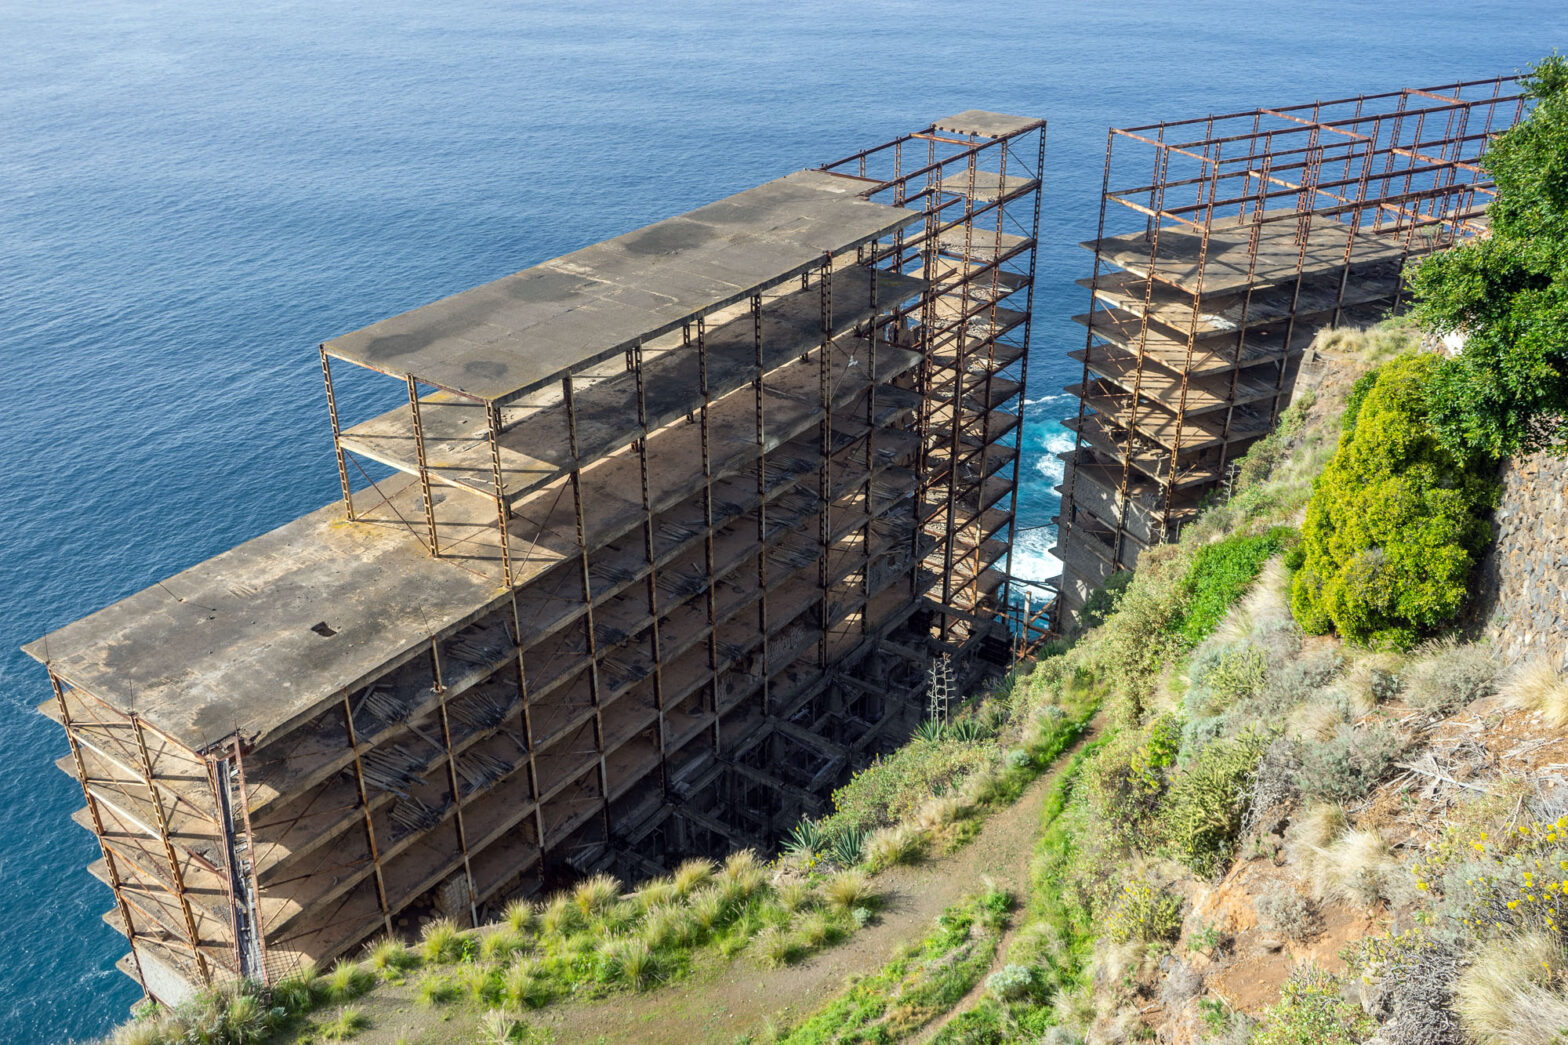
[1050,77,1526,624]
[26,112,1045,1003]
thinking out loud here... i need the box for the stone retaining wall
[1474,451,1568,670]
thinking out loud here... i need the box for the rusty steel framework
[1049,76,1527,625]
[28,112,1043,1005]
[819,111,1045,652]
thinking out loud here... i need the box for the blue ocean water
[1,2,1561,1040]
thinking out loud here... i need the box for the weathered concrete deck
[29,173,923,755]
[25,478,506,753]
[323,171,919,404]
[1084,208,1410,294]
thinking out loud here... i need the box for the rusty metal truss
[29,113,1043,1005]
[1049,76,1528,627]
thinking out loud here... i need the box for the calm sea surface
[2,2,1562,1039]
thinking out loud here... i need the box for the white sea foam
[1029,424,1078,485]
[1008,526,1061,598]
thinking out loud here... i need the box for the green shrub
[828,825,865,867]
[817,735,991,837]
[1290,354,1497,648]
[1160,732,1267,877]
[1341,367,1380,438]
[1254,886,1319,942]
[1408,54,1568,460]
[1295,721,1403,803]
[984,963,1040,1002]
[1106,876,1182,943]
[1188,644,1269,717]
[1403,638,1499,714]
[1082,543,1194,702]
[1085,715,1180,846]
[1174,527,1296,645]
[1251,965,1374,1045]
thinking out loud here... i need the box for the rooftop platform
[26,480,505,753]
[932,110,1045,139]
[323,171,919,405]
[1084,209,1410,295]
[337,267,924,506]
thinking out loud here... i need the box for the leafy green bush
[1160,732,1267,877]
[1187,644,1269,716]
[1173,527,1297,645]
[1408,54,1568,460]
[1085,715,1180,845]
[1106,876,1183,944]
[984,963,1040,1002]
[1252,966,1375,1045]
[1290,354,1497,648]
[1078,570,1133,630]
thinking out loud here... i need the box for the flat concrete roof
[932,111,1044,139]
[323,170,919,405]
[25,481,506,753]
[1084,209,1409,295]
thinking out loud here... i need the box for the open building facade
[1049,77,1526,625]
[27,112,1045,1004]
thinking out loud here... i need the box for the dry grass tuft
[1403,638,1499,714]
[1242,559,1294,634]
[1304,828,1409,907]
[365,935,418,973]
[823,869,876,911]
[634,877,680,910]
[671,857,715,897]
[420,917,468,964]
[571,873,621,917]
[538,892,582,935]
[775,879,814,913]
[865,824,928,870]
[599,936,659,989]
[1290,698,1348,742]
[1344,653,1403,713]
[1454,932,1568,1045]
[109,1021,170,1045]
[1502,658,1568,728]
[914,794,967,832]
[501,898,535,934]
[1287,802,1348,857]
[1089,938,1146,989]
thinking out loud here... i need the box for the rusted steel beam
[407,375,441,556]
[131,716,212,982]
[339,692,394,940]
[53,671,151,996]
[320,347,355,520]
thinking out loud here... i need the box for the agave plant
[782,817,825,859]
[829,825,865,868]
[913,719,946,743]
[946,718,991,743]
